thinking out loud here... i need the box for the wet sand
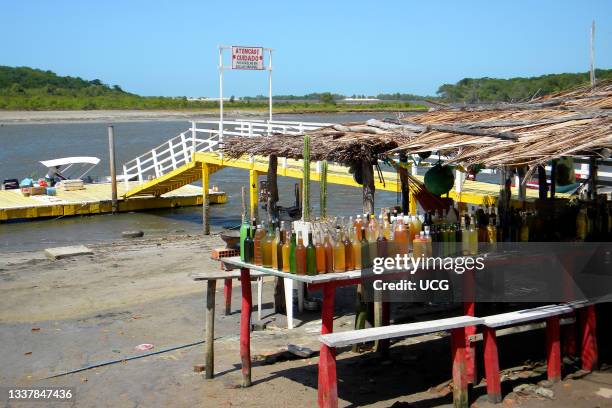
[1,234,611,407]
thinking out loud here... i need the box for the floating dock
[0,182,226,222]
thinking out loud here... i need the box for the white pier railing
[122,119,331,189]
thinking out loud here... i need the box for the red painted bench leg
[318,283,338,408]
[483,326,502,403]
[546,316,561,382]
[451,327,468,408]
[239,268,252,387]
[463,301,476,384]
[224,278,232,316]
[580,305,598,372]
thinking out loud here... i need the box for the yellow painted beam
[249,169,259,220]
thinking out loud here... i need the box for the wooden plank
[190,270,265,280]
[483,304,573,328]
[205,280,216,379]
[320,316,483,348]
[221,256,362,284]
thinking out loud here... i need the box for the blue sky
[2,1,610,97]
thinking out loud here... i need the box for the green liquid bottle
[361,227,371,268]
[289,232,297,273]
[239,215,250,261]
[306,231,316,276]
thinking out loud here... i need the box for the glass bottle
[289,231,297,273]
[253,224,264,266]
[324,231,334,273]
[354,215,363,241]
[262,223,274,268]
[350,226,362,269]
[240,215,250,262]
[461,219,470,256]
[469,222,478,255]
[244,225,254,263]
[282,230,291,272]
[272,227,281,270]
[344,229,354,271]
[576,208,587,241]
[333,228,346,272]
[487,217,497,251]
[315,232,326,274]
[519,213,530,242]
[295,231,307,275]
[361,226,371,269]
[306,231,317,276]
[376,224,387,259]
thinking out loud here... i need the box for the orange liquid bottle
[344,229,354,271]
[315,232,326,274]
[350,226,361,269]
[323,231,334,273]
[333,229,346,272]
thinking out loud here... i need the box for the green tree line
[437,69,612,103]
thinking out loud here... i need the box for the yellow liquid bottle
[333,230,346,272]
[576,208,587,240]
[469,224,478,255]
[281,230,291,272]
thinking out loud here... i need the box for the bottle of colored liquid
[519,213,530,242]
[448,223,456,256]
[239,215,250,261]
[253,225,264,266]
[376,224,387,259]
[350,226,362,269]
[382,212,392,240]
[315,232,326,274]
[469,223,478,255]
[413,232,425,258]
[424,226,433,257]
[282,230,291,272]
[295,231,307,275]
[324,231,334,273]
[272,227,281,270]
[262,223,274,268]
[306,231,317,276]
[461,219,470,255]
[487,218,497,251]
[344,229,354,271]
[354,215,363,241]
[333,228,346,272]
[413,212,423,237]
[244,225,254,263]
[576,208,588,241]
[360,227,371,268]
[289,232,297,273]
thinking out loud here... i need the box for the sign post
[218,46,273,137]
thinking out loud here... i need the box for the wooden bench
[190,269,265,379]
[319,315,484,408]
[481,303,595,403]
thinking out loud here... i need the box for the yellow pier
[0,182,226,222]
[193,152,568,213]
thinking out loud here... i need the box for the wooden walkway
[0,182,226,222]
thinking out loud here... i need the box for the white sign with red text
[231,46,264,70]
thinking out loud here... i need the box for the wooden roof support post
[398,153,410,215]
[202,163,210,235]
[267,155,279,220]
[362,160,375,215]
[249,169,259,221]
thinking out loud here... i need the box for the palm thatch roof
[222,80,612,174]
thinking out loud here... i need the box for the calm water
[0,113,406,252]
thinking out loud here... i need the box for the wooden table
[218,257,369,407]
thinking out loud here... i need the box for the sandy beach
[1,233,611,407]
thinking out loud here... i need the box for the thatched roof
[222,80,612,172]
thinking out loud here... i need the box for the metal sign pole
[219,46,224,140]
[268,49,273,123]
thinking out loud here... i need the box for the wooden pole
[589,157,598,200]
[107,125,118,214]
[537,165,548,200]
[249,170,259,221]
[202,164,210,235]
[362,161,375,215]
[398,153,410,214]
[205,279,216,379]
[267,155,279,220]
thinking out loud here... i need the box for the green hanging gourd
[424,163,455,196]
[555,156,576,186]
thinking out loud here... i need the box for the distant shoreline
[0,107,426,125]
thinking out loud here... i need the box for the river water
[1,113,410,252]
